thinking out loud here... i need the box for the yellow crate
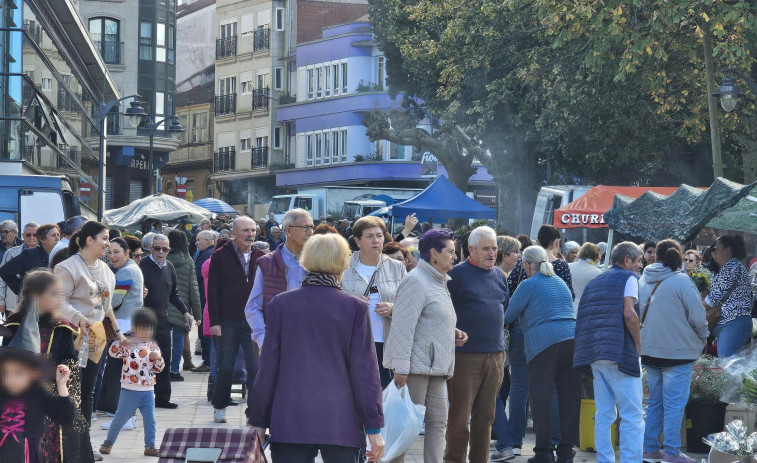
[579,399,618,452]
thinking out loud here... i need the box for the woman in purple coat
[248,233,386,463]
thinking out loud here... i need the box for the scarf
[301,272,342,290]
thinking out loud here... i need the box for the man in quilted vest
[574,242,644,463]
[245,208,312,351]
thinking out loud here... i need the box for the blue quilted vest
[573,266,640,377]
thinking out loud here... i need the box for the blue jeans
[106,389,156,447]
[643,362,694,457]
[591,361,644,463]
[493,367,512,451]
[170,325,185,374]
[503,326,560,450]
[715,315,752,357]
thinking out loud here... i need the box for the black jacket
[0,246,50,294]
[139,257,188,319]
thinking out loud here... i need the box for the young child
[99,309,165,457]
[0,308,75,463]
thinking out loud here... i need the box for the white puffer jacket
[383,259,457,378]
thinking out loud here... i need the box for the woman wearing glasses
[342,217,406,389]
[683,250,701,277]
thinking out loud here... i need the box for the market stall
[193,197,238,214]
[103,194,214,229]
[389,175,496,221]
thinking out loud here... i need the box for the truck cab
[342,200,387,220]
[0,175,81,225]
[268,195,320,223]
[530,185,591,239]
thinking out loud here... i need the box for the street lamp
[145,115,185,196]
[94,95,147,221]
[713,67,751,113]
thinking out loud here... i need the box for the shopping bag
[380,381,425,462]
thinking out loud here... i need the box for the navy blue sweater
[447,259,509,353]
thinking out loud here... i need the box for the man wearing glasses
[139,233,192,409]
[0,220,20,262]
[0,222,37,314]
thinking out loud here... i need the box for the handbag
[102,317,119,341]
[706,277,741,332]
[640,275,674,328]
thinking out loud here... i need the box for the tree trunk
[703,26,724,179]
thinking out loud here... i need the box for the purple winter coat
[247,284,384,448]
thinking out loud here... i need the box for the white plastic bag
[380,381,426,462]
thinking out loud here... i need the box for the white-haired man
[445,226,510,463]
[0,222,37,313]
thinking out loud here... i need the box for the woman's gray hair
[497,235,521,256]
[468,226,497,248]
[282,208,311,229]
[611,241,642,266]
[522,245,555,277]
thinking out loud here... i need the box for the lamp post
[713,67,750,113]
[94,96,147,221]
[146,115,185,196]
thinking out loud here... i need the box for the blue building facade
[276,19,494,193]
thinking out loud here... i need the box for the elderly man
[0,223,60,295]
[191,230,216,372]
[245,208,312,352]
[207,216,265,423]
[265,212,279,235]
[50,215,88,261]
[0,222,38,313]
[140,233,192,409]
[266,226,284,252]
[0,220,20,262]
[444,226,509,463]
[574,242,644,463]
[337,219,352,240]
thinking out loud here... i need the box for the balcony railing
[252,146,268,169]
[214,93,236,116]
[253,27,270,51]
[94,40,123,65]
[216,36,237,59]
[214,148,236,172]
[252,87,269,111]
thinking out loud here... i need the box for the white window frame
[41,77,52,91]
[273,126,282,149]
[240,138,252,151]
[307,67,314,100]
[324,65,332,97]
[305,134,313,166]
[274,67,283,91]
[274,7,284,31]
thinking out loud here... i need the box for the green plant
[353,154,365,162]
[355,79,384,92]
[277,92,296,104]
[269,162,296,171]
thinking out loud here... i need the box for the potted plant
[686,355,728,453]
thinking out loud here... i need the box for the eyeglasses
[684,258,696,263]
[152,246,170,253]
[23,233,35,238]
[0,229,14,235]
[288,225,315,231]
[133,253,144,258]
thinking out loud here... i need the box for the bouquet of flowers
[690,356,728,403]
[690,268,712,294]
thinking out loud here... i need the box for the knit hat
[0,300,56,379]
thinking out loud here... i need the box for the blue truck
[0,175,82,226]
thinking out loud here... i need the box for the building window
[341,62,348,94]
[314,133,322,165]
[89,17,121,64]
[219,21,237,38]
[324,66,331,97]
[315,67,323,98]
[241,13,253,37]
[41,78,52,91]
[303,128,347,165]
[378,55,385,87]
[305,134,313,166]
[332,63,340,95]
[273,126,282,149]
[156,23,166,62]
[275,8,284,31]
[341,129,347,162]
[323,132,331,165]
[307,68,314,100]
[241,80,252,94]
[139,21,153,60]
[300,60,347,101]
[155,92,165,122]
[240,138,251,151]
[219,76,236,94]
[274,67,283,91]
[168,25,175,63]
[191,113,208,143]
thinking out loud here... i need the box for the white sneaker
[213,408,226,423]
[512,448,522,456]
[100,416,137,431]
[491,448,515,461]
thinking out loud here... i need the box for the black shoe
[155,401,179,409]
[227,400,239,406]
[528,455,555,463]
[170,373,184,382]
[191,363,210,373]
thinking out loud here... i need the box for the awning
[554,186,680,229]
[603,178,757,242]
[194,198,237,214]
[104,194,214,229]
[390,175,496,220]
[706,187,757,234]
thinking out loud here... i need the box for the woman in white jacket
[383,228,467,463]
[638,239,708,463]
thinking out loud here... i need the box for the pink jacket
[202,257,211,336]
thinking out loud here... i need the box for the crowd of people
[0,209,755,463]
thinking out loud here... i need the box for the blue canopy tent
[389,176,496,221]
[194,198,237,214]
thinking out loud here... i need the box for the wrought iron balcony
[252,87,269,111]
[94,40,123,65]
[215,93,237,116]
[253,27,270,51]
[214,148,236,172]
[252,146,268,169]
[216,36,237,59]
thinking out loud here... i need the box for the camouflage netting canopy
[603,178,757,243]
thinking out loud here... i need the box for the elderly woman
[639,240,708,463]
[496,235,521,277]
[384,228,467,463]
[683,249,701,276]
[569,243,602,314]
[504,246,581,463]
[342,217,406,389]
[383,241,410,271]
[704,235,754,357]
[564,241,580,263]
[248,233,385,463]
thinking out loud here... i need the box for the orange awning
[554,186,680,229]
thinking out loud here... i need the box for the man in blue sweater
[446,226,509,463]
[574,242,644,463]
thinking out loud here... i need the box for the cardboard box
[709,448,757,463]
[725,406,757,434]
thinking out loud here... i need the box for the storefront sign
[130,158,150,170]
[559,213,605,226]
